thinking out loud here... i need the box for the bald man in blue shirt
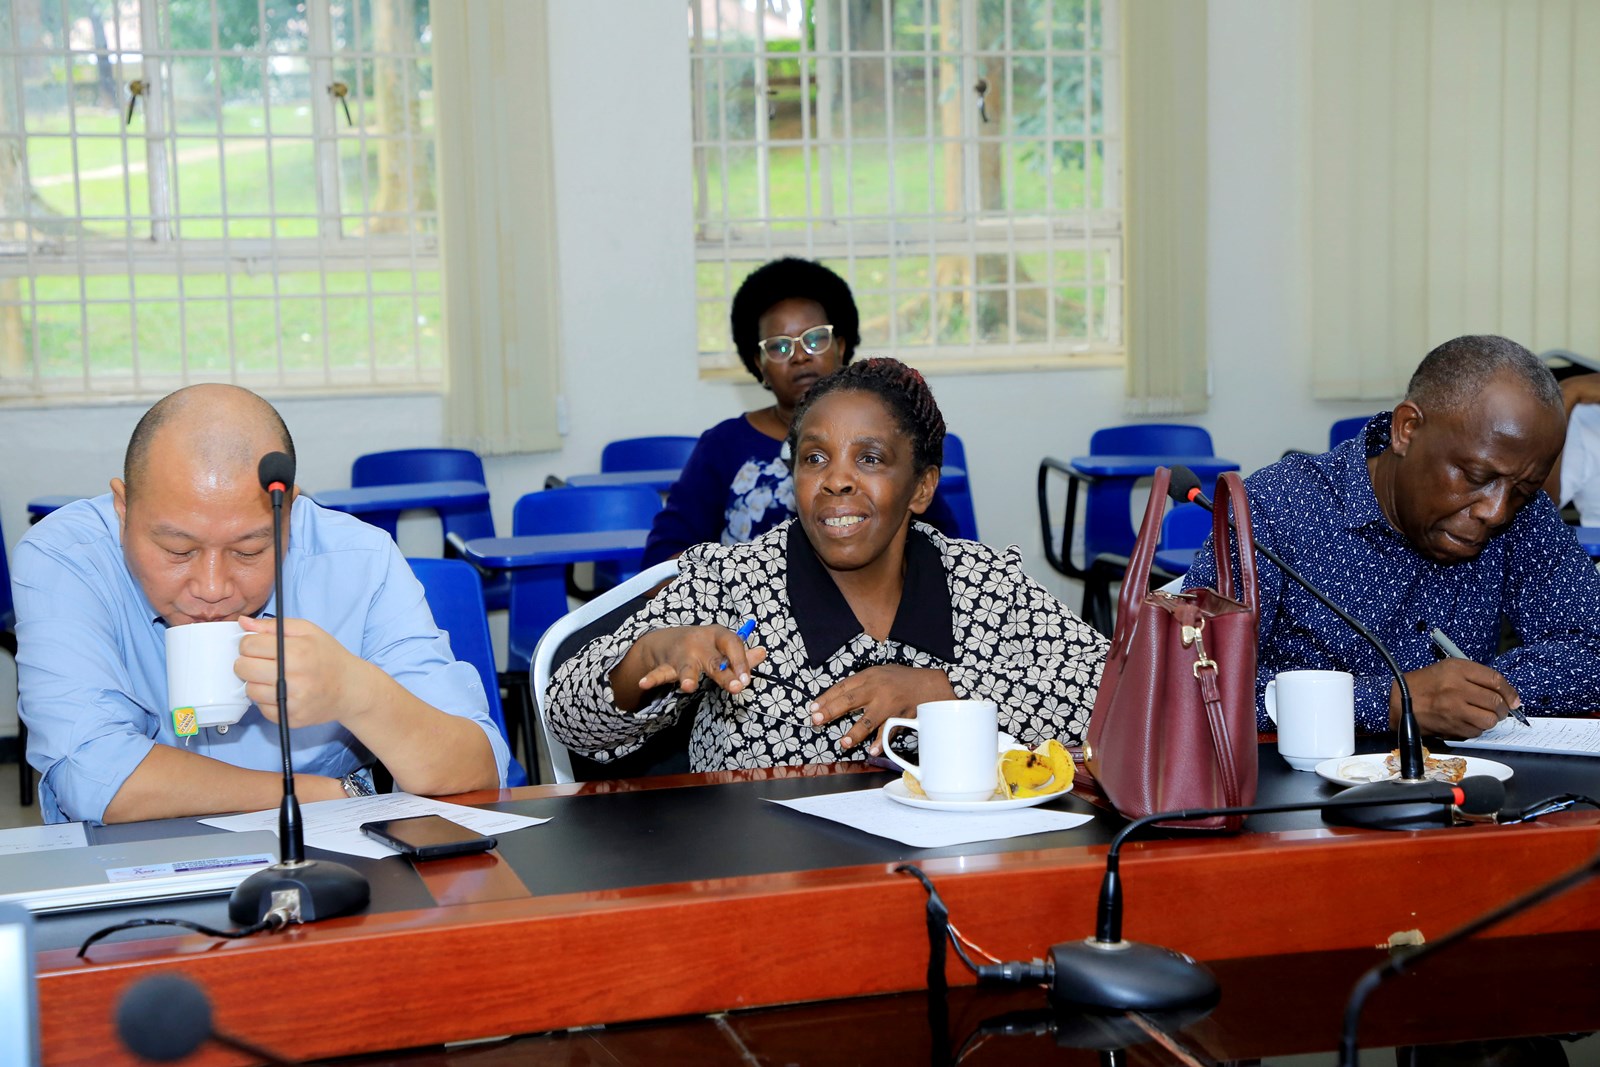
[1186,335,1600,739]
[14,384,509,824]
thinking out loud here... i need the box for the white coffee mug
[165,620,251,730]
[880,700,999,802]
[1264,669,1356,771]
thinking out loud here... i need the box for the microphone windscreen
[1168,465,1204,507]
[1454,775,1506,815]
[258,451,296,493]
[116,973,213,1062]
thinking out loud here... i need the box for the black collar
[785,521,956,667]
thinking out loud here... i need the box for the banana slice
[997,739,1075,799]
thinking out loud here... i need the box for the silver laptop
[0,831,278,913]
[0,902,41,1066]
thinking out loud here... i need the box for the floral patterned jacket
[547,520,1108,771]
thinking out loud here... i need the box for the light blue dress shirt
[13,494,510,824]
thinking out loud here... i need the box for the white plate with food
[1315,753,1514,788]
[882,778,1066,813]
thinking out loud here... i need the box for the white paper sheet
[1445,717,1600,757]
[0,822,88,856]
[200,794,548,859]
[769,788,1093,848]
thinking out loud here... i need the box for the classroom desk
[458,529,649,570]
[1065,455,1239,481]
[562,465,970,494]
[26,495,85,523]
[33,742,1600,1065]
[564,468,683,493]
[1575,526,1600,558]
[1153,547,1197,576]
[308,480,490,540]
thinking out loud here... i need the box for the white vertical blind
[433,0,561,454]
[1311,0,1600,400]
[1120,0,1208,415]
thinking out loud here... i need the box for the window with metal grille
[0,0,438,402]
[690,0,1121,374]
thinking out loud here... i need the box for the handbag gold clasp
[1185,619,1217,677]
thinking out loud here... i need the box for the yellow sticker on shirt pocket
[172,707,199,737]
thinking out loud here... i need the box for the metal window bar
[0,0,439,399]
[690,0,1121,369]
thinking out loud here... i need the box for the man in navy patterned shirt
[1186,335,1600,738]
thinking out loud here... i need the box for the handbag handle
[1210,470,1260,616]
[1107,466,1172,659]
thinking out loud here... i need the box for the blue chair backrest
[1329,415,1372,451]
[351,449,497,545]
[1089,423,1214,457]
[407,557,527,787]
[0,512,13,632]
[1084,424,1216,560]
[1159,503,1211,551]
[942,432,967,469]
[936,432,980,541]
[600,436,699,473]
[505,486,665,670]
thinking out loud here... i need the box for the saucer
[882,779,1064,813]
[1314,753,1514,788]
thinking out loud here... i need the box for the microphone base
[229,859,370,926]
[1047,938,1220,1013]
[1321,780,1454,832]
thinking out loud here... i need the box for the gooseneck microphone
[228,452,369,925]
[1339,844,1600,1065]
[1169,466,1434,828]
[987,777,1504,1013]
[117,972,298,1064]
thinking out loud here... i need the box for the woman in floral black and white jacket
[548,359,1107,772]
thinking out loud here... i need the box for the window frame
[689,0,1124,376]
[0,0,442,403]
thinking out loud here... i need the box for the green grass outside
[11,100,439,384]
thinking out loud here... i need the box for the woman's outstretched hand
[610,625,768,711]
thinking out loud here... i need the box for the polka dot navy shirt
[1184,412,1600,733]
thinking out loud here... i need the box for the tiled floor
[0,759,41,830]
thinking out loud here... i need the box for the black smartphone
[360,815,497,860]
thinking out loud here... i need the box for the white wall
[0,0,1396,731]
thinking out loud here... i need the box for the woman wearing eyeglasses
[642,258,957,568]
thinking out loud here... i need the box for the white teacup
[880,700,999,802]
[165,620,251,731]
[1265,669,1356,771]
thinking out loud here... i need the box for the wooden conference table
[31,740,1600,1065]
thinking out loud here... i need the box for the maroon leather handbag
[1083,468,1260,831]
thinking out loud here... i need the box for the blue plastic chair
[1152,502,1211,580]
[600,436,699,473]
[1330,415,1373,451]
[501,486,664,770]
[936,433,980,541]
[1037,424,1225,633]
[0,514,29,806]
[408,558,528,788]
[352,449,509,612]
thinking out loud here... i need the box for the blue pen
[718,618,758,672]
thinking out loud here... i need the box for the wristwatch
[340,769,375,799]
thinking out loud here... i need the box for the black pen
[1423,623,1530,727]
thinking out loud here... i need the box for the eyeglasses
[757,323,834,363]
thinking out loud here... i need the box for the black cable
[896,864,998,978]
[78,914,280,958]
[1498,793,1600,824]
